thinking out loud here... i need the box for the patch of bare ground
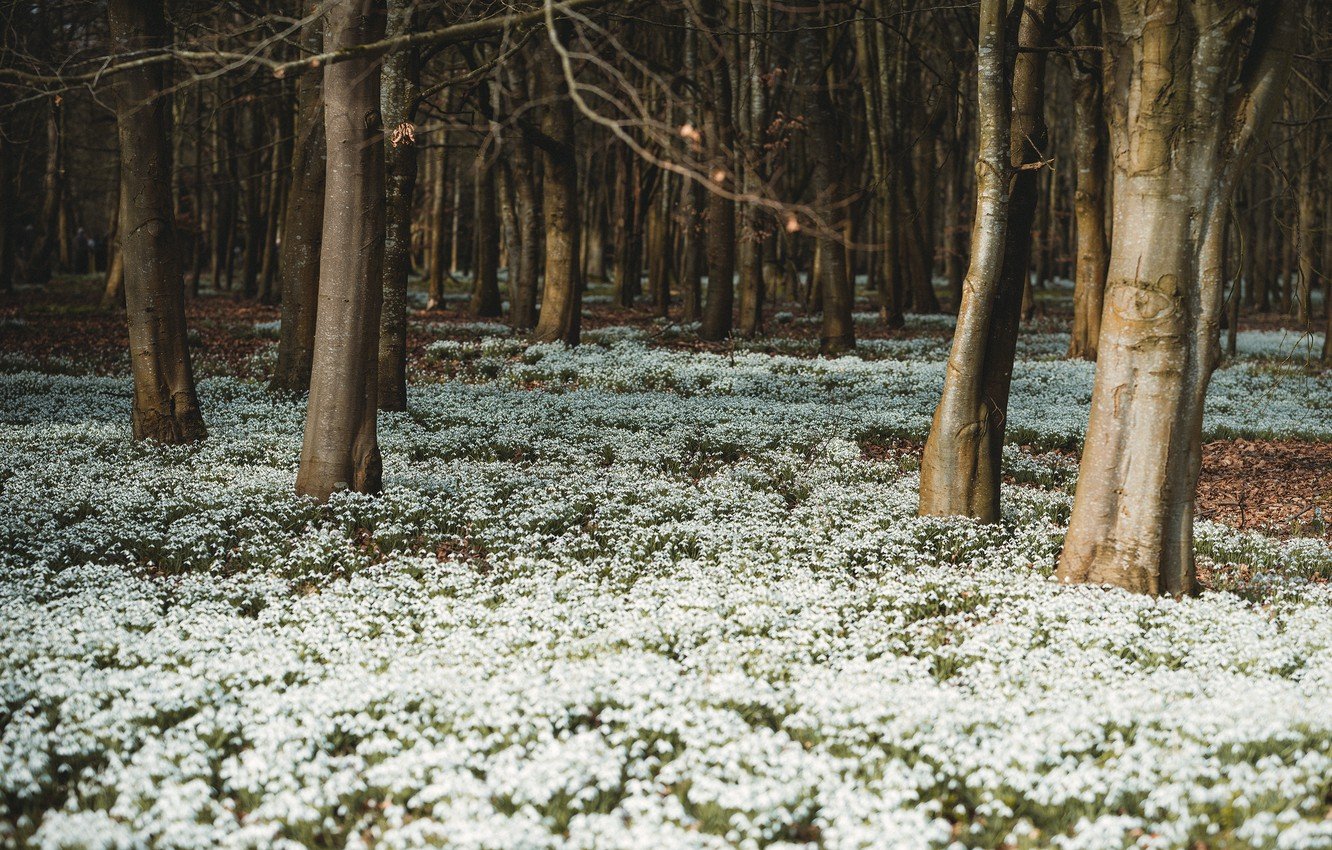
[1196,439,1332,539]
[860,437,1332,542]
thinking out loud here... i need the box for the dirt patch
[860,436,1332,540]
[1196,439,1332,538]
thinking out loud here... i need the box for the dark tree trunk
[272,25,326,393]
[508,131,541,330]
[470,155,503,318]
[108,0,206,443]
[799,21,854,353]
[426,143,449,310]
[698,0,735,341]
[377,0,419,411]
[240,101,265,298]
[25,99,62,285]
[531,34,582,345]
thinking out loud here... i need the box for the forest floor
[4,275,1329,540]
[2,275,1331,849]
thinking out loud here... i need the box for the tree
[696,0,736,343]
[296,0,387,501]
[377,0,420,411]
[272,22,326,394]
[530,28,582,345]
[107,0,206,443]
[1057,2,1298,595]
[1066,5,1109,361]
[919,0,1048,521]
[798,14,855,354]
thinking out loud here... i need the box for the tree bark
[296,0,386,500]
[108,0,206,443]
[507,128,541,330]
[531,32,582,345]
[1067,7,1110,360]
[272,21,326,394]
[918,0,1039,521]
[1057,2,1297,595]
[24,99,63,285]
[426,143,449,310]
[698,0,736,342]
[799,19,854,354]
[377,0,419,411]
[469,153,503,317]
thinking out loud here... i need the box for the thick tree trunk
[108,0,206,443]
[1057,2,1296,595]
[377,3,419,411]
[24,100,62,285]
[531,34,582,345]
[271,23,326,393]
[1067,8,1110,360]
[296,0,386,501]
[919,0,1041,521]
[735,0,768,338]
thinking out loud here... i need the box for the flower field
[2,321,1331,849]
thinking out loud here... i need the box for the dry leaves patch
[1196,438,1332,538]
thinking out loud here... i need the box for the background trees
[1,0,1329,588]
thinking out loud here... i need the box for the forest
[1,0,1331,847]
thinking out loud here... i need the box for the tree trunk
[1067,7,1110,360]
[799,20,854,354]
[508,130,541,330]
[531,33,582,345]
[240,101,265,299]
[272,21,326,393]
[257,110,288,306]
[1057,2,1296,595]
[918,0,1040,521]
[647,185,672,318]
[108,0,206,443]
[100,185,124,311]
[735,0,768,338]
[469,154,503,317]
[426,143,449,310]
[698,1,736,342]
[377,1,419,411]
[1294,160,1315,326]
[296,0,386,501]
[0,127,12,294]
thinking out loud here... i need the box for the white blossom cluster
[423,336,1332,446]
[1,336,1331,850]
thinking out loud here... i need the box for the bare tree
[272,21,326,394]
[296,0,387,501]
[108,0,206,443]
[1057,1,1299,595]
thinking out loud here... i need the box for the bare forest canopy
[0,0,1330,595]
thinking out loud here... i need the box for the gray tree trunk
[296,0,386,500]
